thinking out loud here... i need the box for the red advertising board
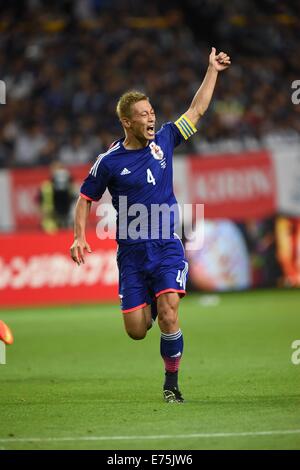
[10,165,112,230]
[7,152,277,231]
[10,166,49,230]
[0,230,118,307]
[187,151,276,220]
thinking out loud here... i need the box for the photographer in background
[38,162,76,233]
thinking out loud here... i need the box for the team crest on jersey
[150,142,164,160]
[149,142,166,168]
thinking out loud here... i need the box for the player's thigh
[152,238,189,298]
[117,244,150,313]
[123,307,149,340]
[157,292,180,316]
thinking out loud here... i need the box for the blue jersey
[80,115,196,244]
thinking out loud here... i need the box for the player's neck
[123,133,148,150]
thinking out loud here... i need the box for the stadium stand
[0,0,299,168]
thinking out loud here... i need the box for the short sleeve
[80,157,110,202]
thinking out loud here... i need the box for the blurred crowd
[0,0,299,168]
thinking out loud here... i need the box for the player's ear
[121,118,131,129]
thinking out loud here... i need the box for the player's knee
[159,313,177,330]
[126,329,147,340]
[123,309,148,340]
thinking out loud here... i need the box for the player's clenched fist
[70,238,92,265]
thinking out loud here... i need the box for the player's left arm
[183,47,231,129]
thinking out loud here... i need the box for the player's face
[129,100,156,141]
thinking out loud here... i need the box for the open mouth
[146,125,155,137]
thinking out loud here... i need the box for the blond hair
[116,90,149,119]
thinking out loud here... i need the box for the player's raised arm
[70,196,92,265]
[184,47,231,128]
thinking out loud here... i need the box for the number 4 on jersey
[176,262,188,289]
[147,168,156,186]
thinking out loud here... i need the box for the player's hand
[209,47,231,71]
[70,238,92,265]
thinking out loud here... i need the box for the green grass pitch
[0,289,300,450]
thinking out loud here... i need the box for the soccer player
[70,47,231,402]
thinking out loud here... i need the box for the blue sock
[160,330,184,385]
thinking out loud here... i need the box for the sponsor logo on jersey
[120,168,131,175]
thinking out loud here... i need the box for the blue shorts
[117,237,188,313]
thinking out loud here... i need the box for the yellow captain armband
[174,114,197,140]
